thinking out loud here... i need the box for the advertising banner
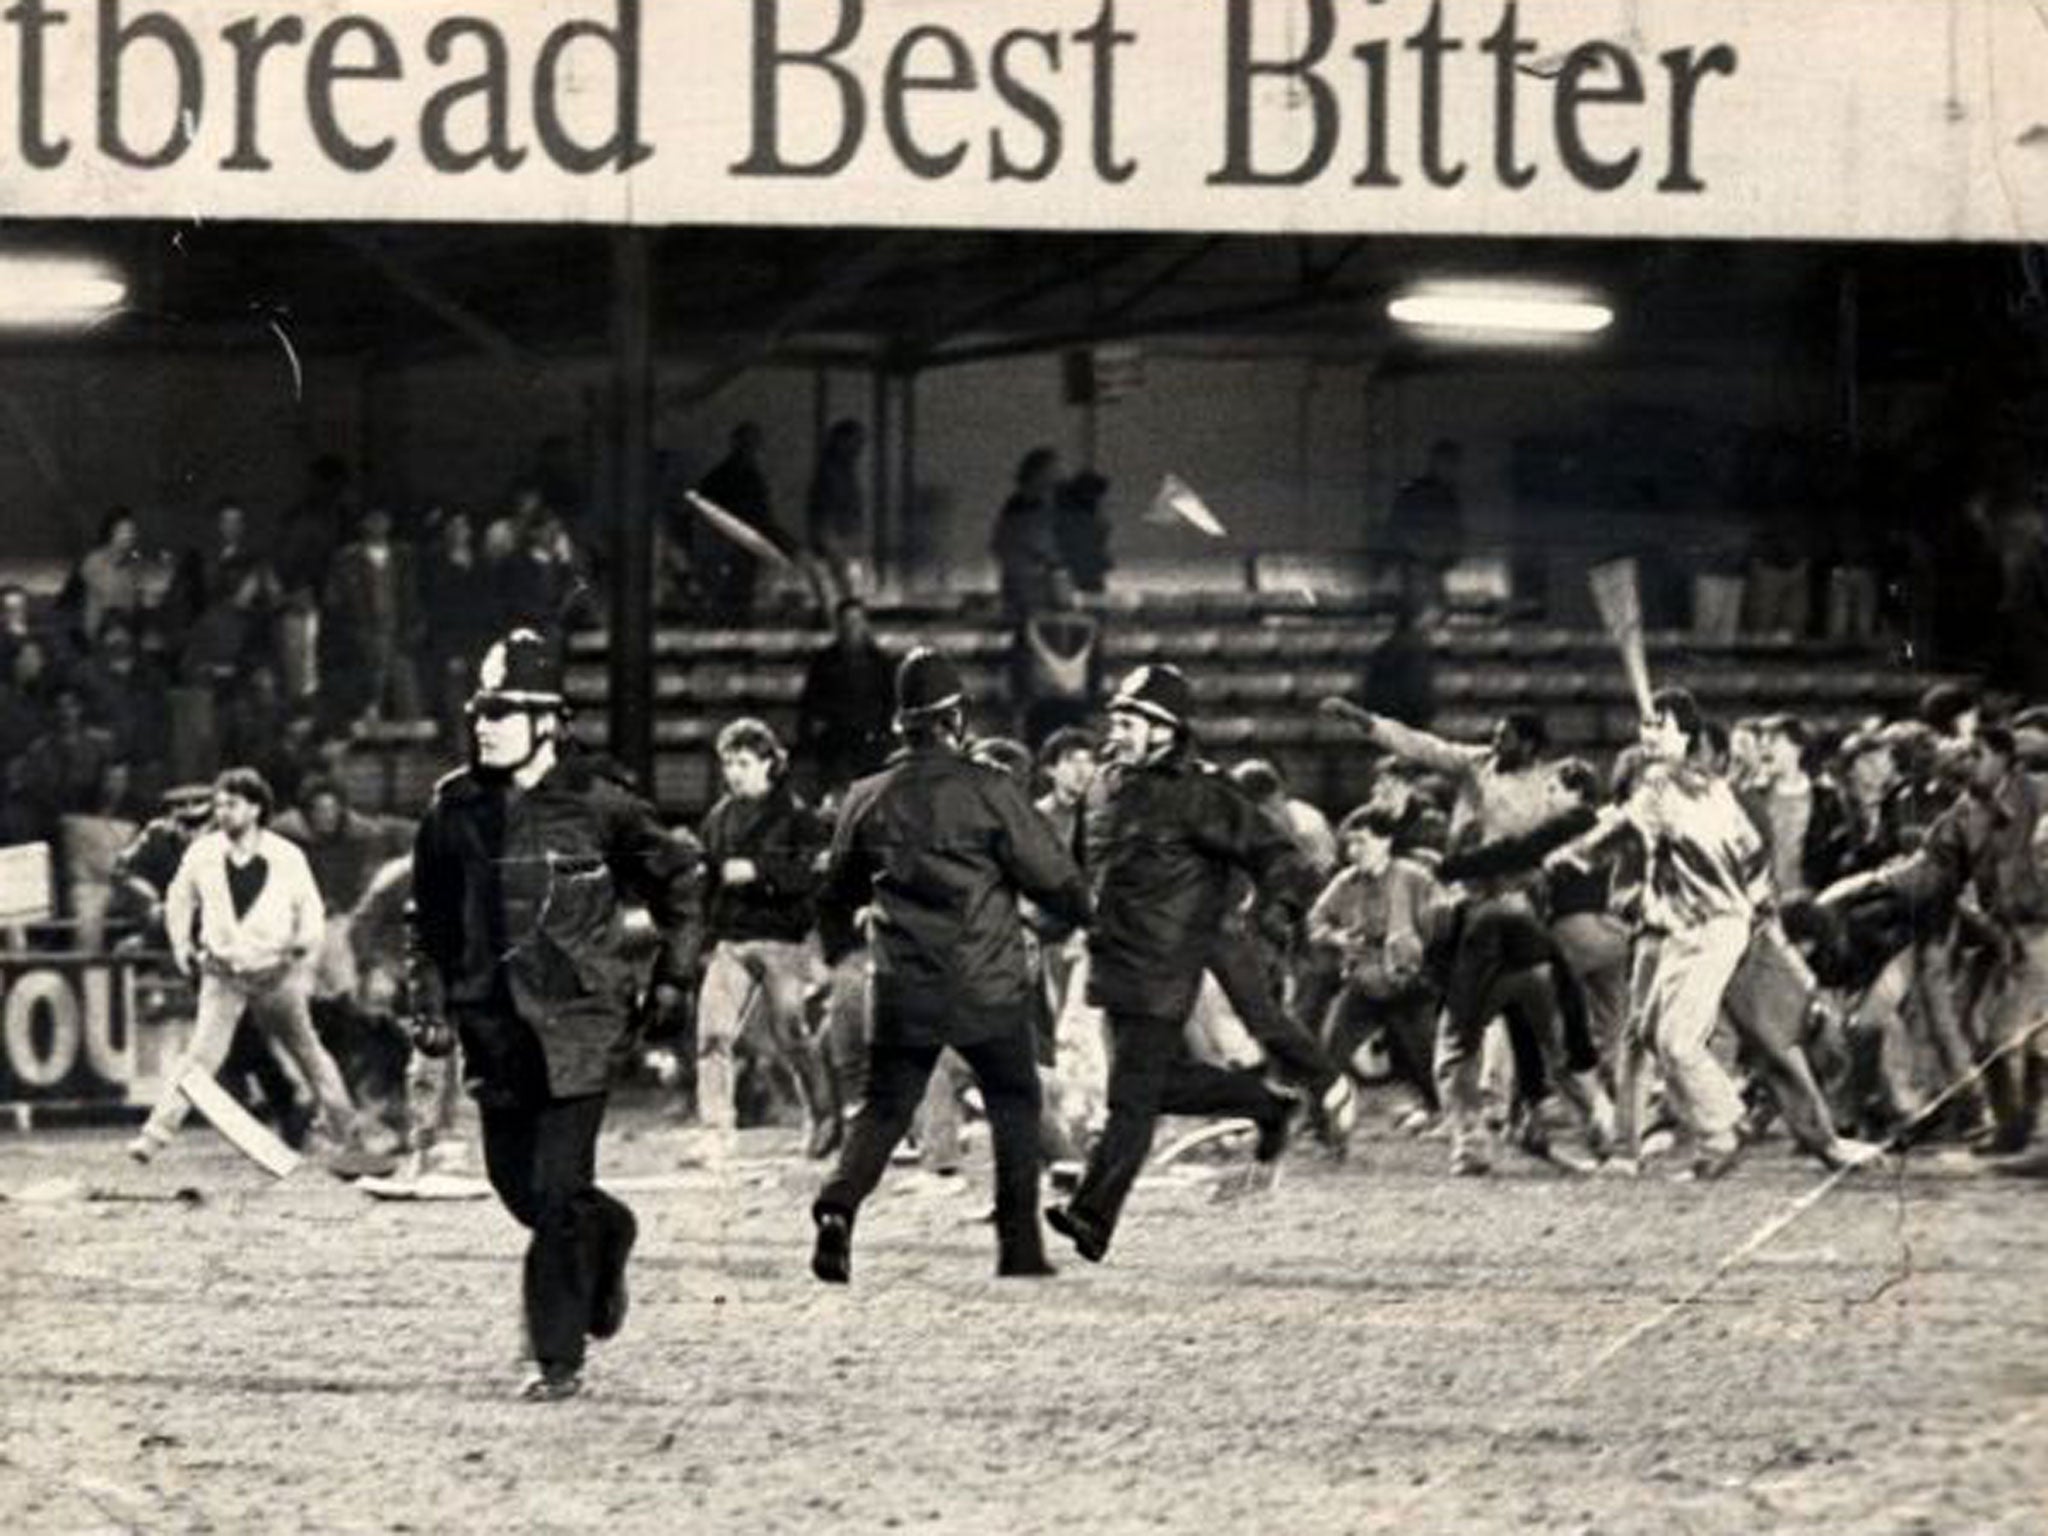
[0,0,2041,239]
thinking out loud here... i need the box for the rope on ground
[1555,1012,2048,1398]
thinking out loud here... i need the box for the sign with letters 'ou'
[0,0,2045,241]
[0,957,146,1108]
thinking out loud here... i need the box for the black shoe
[811,1206,852,1284]
[997,1254,1058,1279]
[1254,1096,1299,1164]
[590,1210,638,1341]
[520,1363,583,1403]
[1044,1203,1109,1264]
[1971,1124,2032,1158]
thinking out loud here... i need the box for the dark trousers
[1069,1012,1286,1246]
[1442,895,1604,1102]
[1209,925,1341,1095]
[480,1092,635,1373]
[817,1025,1048,1269]
[1294,950,1441,1109]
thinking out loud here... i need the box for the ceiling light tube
[0,255,128,329]
[1388,286,1613,338]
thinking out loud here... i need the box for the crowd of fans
[0,462,596,936]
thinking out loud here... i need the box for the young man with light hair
[128,768,363,1165]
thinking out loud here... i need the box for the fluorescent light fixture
[1388,283,1612,339]
[0,255,128,329]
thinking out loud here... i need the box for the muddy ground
[3,1097,2044,1535]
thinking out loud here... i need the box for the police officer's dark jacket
[1082,745,1315,1023]
[410,747,697,1098]
[701,779,827,946]
[819,740,1090,1048]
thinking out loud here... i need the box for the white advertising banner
[0,0,2043,239]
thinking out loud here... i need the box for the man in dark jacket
[810,647,1092,1285]
[694,716,836,1160]
[1045,664,1307,1266]
[408,629,696,1402]
[795,598,897,800]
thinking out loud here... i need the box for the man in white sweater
[128,768,362,1163]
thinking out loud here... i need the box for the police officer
[809,647,1091,1284]
[1046,664,1307,1266]
[408,629,696,1402]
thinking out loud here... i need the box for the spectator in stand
[1359,589,1438,728]
[1823,500,1882,643]
[178,498,269,623]
[61,759,144,951]
[1745,524,1813,636]
[420,509,504,739]
[213,663,289,794]
[805,418,868,608]
[1932,491,2004,675]
[0,760,39,846]
[1008,569,1102,747]
[1993,500,2048,698]
[693,423,793,619]
[498,501,590,633]
[795,598,896,800]
[276,454,353,603]
[75,619,169,796]
[324,505,425,727]
[181,565,278,693]
[1230,758,1339,883]
[69,507,151,647]
[18,686,117,833]
[0,637,57,771]
[1384,439,1464,616]
[0,583,41,677]
[1052,470,1113,597]
[992,447,1066,619]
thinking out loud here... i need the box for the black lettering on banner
[883,23,974,180]
[1658,44,1738,192]
[1405,0,1463,188]
[5,0,72,167]
[1209,0,1336,188]
[732,0,865,178]
[1073,0,1135,183]
[219,12,305,171]
[1478,0,1535,189]
[532,0,649,173]
[96,0,202,168]
[988,27,1060,182]
[308,15,401,172]
[421,18,525,172]
[1555,39,1643,191]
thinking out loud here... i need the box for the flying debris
[1148,473,1228,538]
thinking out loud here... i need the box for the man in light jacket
[128,768,363,1164]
